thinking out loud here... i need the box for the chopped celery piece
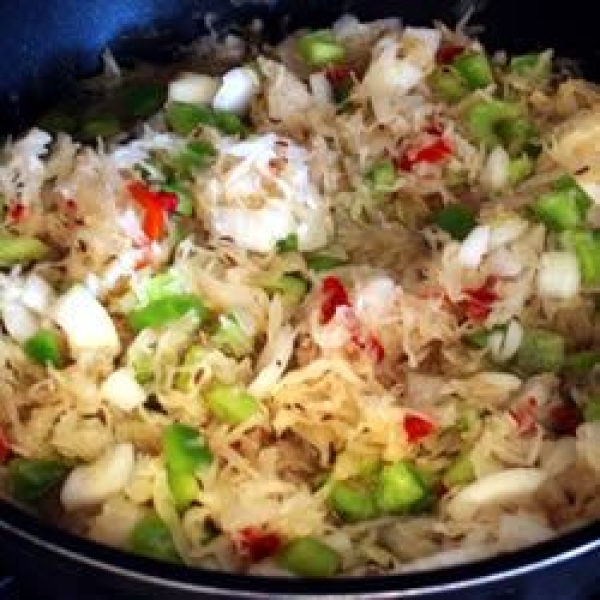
[119,82,166,118]
[432,204,476,241]
[366,159,397,195]
[24,329,64,368]
[205,383,260,424]
[466,99,522,148]
[510,52,552,79]
[212,313,253,358]
[128,294,207,331]
[8,458,68,504]
[533,177,591,231]
[515,328,565,374]
[429,67,469,103]
[297,31,346,67]
[452,53,494,89]
[277,536,340,577]
[560,230,600,285]
[374,461,428,514]
[263,273,310,305]
[80,113,121,140]
[0,234,49,266]
[584,396,600,422]
[166,465,199,511]
[129,514,181,563]
[508,154,534,186]
[329,480,379,522]
[443,454,475,487]
[276,233,299,254]
[563,350,600,376]
[306,253,347,273]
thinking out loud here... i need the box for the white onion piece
[489,216,528,249]
[447,468,547,520]
[51,284,120,355]
[2,302,39,343]
[537,251,580,300]
[459,225,490,268]
[488,319,523,364]
[212,67,260,115]
[100,367,146,411]
[309,72,333,104]
[168,73,219,105]
[61,443,135,511]
[20,273,55,314]
[481,146,510,191]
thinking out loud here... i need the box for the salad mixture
[2,15,600,576]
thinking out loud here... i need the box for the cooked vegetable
[24,329,64,368]
[166,102,246,136]
[560,230,600,285]
[584,396,600,422]
[533,177,591,231]
[100,367,147,411]
[433,204,476,240]
[443,454,475,487]
[515,328,565,374]
[263,274,310,305]
[329,479,379,522]
[452,53,494,89]
[537,251,580,299]
[466,99,523,148]
[212,313,254,358]
[563,351,600,376]
[276,233,299,254]
[128,294,208,331]
[277,536,340,576]
[0,234,49,265]
[297,31,346,67]
[129,514,181,563]
[375,461,429,514]
[8,458,68,503]
[366,159,397,194]
[306,253,347,272]
[80,113,120,140]
[204,383,260,424]
[429,67,469,102]
[119,82,166,118]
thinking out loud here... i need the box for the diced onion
[20,273,55,314]
[459,225,490,268]
[51,284,120,355]
[447,468,547,520]
[537,251,580,300]
[481,146,510,191]
[1,301,39,343]
[168,73,219,105]
[488,319,523,363]
[100,367,147,411]
[489,216,528,249]
[212,67,260,115]
[61,443,135,511]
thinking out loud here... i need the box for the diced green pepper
[510,52,552,80]
[263,273,310,305]
[466,99,522,148]
[170,141,216,179]
[496,118,539,156]
[0,234,49,266]
[119,82,166,119]
[365,159,397,195]
[277,536,340,577]
[329,480,379,523]
[163,423,213,474]
[464,328,491,348]
[584,396,600,422]
[563,350,600,376]
[433,204,476,241]
[276,233,299,254]
[80,113,121,140]
[165,102,215,135]
[8,458,68,504]
[129,514,181,563]
[452,53,494,90]
[205,383,260,424]
[429,67,469,103]
[443,454,475,487]
[24,329,64,368]
[374,460,428,514]
[306,253,347,273]
[211,313,253,358]
[560,230,600,286]
[166,465,199,511]
[297,31,346,67]
[508,154,534,186]
[161,183,194,217]
[533,177,591,231]
[515,328,565,374]
[128,294,208,331]
[213,110,247,136]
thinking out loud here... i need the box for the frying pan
[0,0,600,597]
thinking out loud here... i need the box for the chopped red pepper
[547,403,581,436]
[436,43,465,65]
[141,204,165,242]
[397,138,453,172]
[8,202,27,223]
[0,429,11,463]
[237,527,281,562]
[325,66,355,103]
[320,276,350,324]
[128,181,178,213]
[509,397,538,435]
[462,276,499,322]
[365,334,385,363]
[403,414,436,443]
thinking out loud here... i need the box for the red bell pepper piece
[397,138,453,172]
[509,397,538,435]
[436,44,465,65]
[403,414,436,443]
[128,181,178,241]
[320,276,350,324]
[365,334,385,363]
[237,527,281,562]
[462,276,499,322]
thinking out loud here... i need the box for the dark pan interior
[1,0,600,597]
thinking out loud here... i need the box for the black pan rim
[1,497,599,597]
